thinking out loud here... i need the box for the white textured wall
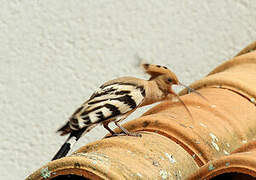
[1,0,256,179]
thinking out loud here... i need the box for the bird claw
[105,132,125,138]
[105,132,142,138]
[112,133,125,137]
[126,132,142,137]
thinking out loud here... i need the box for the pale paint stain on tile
[210,133,220,152]
[175,170,182,180]
[212,141,220,151]
[164,153,176,163]
[136,173,143,178]
[250,97,255,104]
[199,122,207,128]
[40,167,51,179]
[208,164,215,171]
[160,170,168,179]
[209,133,219,142]
[153,160,159,166]
[211,104,216,108]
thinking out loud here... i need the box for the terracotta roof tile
[26,42,256,180]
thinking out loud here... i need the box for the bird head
[142,63,194,118]
[142,63,179,94]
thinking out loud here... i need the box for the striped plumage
[52,64,188,160]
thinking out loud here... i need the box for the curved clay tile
[26,43,256,180]
[235,41,256,57]
[187,141,256,180]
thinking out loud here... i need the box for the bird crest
[142,63,178,83]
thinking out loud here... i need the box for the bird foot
[105,132,142,138]
[126,132,142,137]
[112,133,126,137]
[105,132,125,138]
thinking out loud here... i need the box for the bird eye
[167,78,173,83]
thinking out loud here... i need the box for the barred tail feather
[57,121,71,136]
[52,126,89,161]
[52,134,77,161]
[52,121,98,160]
[51,142,71,160]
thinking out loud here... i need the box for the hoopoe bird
[52,64,195,160]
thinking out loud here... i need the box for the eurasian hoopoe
[52,64,195,160]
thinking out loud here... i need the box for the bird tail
[51,133,77,161]
[52,124,87,161]
[56,121,72,136]
[52,120,97,161]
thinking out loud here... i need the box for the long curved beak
[168,85,193,119]
[178,82,208,101]
[168,82,193,95]
[178,83,194,93]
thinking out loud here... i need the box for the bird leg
[114,111,141,137]
[102,121,116,135]
[114,121,141,137]
[103,121,126,138]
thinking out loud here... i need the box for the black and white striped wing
[71,83,145,129]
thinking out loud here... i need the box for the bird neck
[140,80,167,107]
